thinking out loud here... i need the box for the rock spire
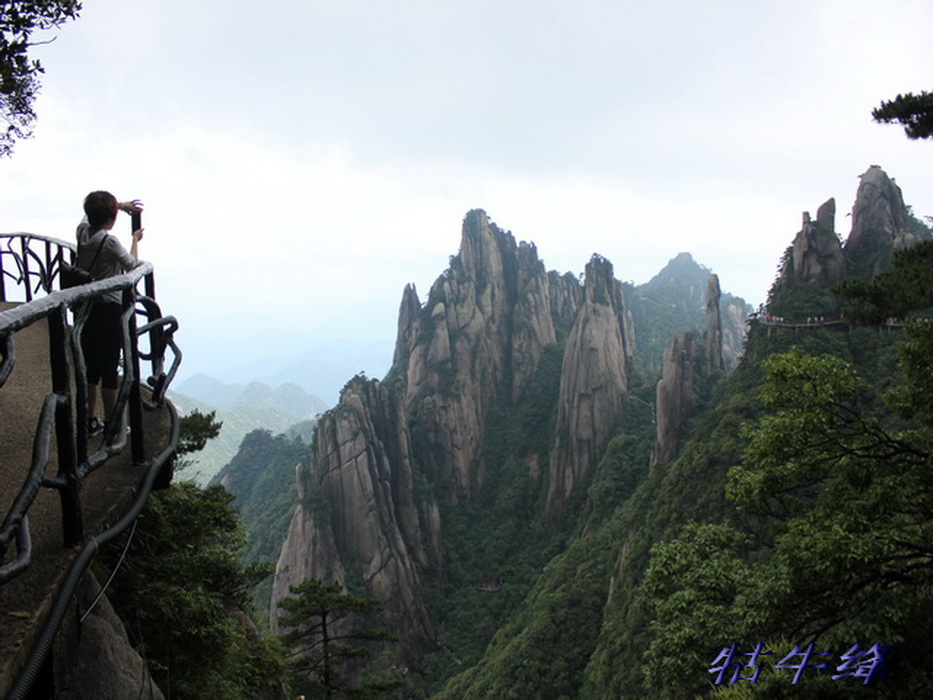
[547,254,633,518]
[777,166,921,292]
[652,274,725,467]
[845,165,920,279]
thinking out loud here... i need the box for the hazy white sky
[3,0,932,401]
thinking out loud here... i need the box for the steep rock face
[548,270,584,331]
[547,254,633,517]
[511,241,560,402]
[270,463,347,620]
[270,208,756,670]
[402,210,561,496]
[784,199,846,290]
[720,294,751,370]
[816,196,836,231]
[393,283,421,368]
[652,275,725,467]
[270,378,437,662]
[651,331,696,467]
[273,212,579,659]
[845,165,917,279]
[56,573,165,699]
[705,274,723,373]
[774,166,922,299]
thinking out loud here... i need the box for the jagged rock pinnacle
[547,253,632,519]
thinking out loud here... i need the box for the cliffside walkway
[0,233,182,699]
[751,313,911,333]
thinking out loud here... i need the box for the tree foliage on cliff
[437,526,618,699]
[102,403,281,696]
[278,578,403,698]
[581,238,932,696]
[214,428,305,562]
[872,90,933,140]
[0,0,80,156]
[641,332,933,695]
[836,239,933,324]
[177,408,223,456]
[101,483,287,698]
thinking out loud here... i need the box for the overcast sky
[3,0,932,403]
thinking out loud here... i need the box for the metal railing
[0,232,182,584]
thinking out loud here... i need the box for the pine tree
[278,579,404,698]
[872,90,933,140]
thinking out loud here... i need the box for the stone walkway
[0,302,172,697]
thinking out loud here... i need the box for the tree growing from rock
[102,482,287,698]
[174,408,222,474]
[278,578,403,698]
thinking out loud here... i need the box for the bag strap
[83,234,107,280]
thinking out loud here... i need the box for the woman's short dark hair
[84,191,118,230]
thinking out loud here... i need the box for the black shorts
[82,302,123,390]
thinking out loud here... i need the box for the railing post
[44,241,53,294]
[71,305,90,465]
[21,237,33,302]
[144,271,164,383]
[0,246,6,302]
[48,305,83,546]
[127,287,145,464]
[144,270,155,300]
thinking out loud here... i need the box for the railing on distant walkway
[748,311,920,331]
[0,232,182,584]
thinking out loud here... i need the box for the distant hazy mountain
[175,374,328,414]
[185,341,393,407]
[629,252,752,376]
[168,375,327,485]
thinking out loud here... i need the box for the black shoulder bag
[61,235,106,289]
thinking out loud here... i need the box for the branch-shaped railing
[0,232,182,584]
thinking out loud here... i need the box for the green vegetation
[279,579,404,698]
[629,253,711,377]
[631,243,933,696]
[0,0,81,156]
[96,412,316,698]
[434,223,932,696]
[640,339,933,697]
[175,408,222,460]
[628,251,746,378]
[837,239,933,324]
[170,386,321,485]
[428,337,661,696]
[99,482,286,699]
[437,525,619,699]
[211,428,309,623]
[872,90,933,140]
[421,345,567,691]
[192,203,933,697]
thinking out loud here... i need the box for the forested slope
[436,167,933,698]
[214,167,932,698]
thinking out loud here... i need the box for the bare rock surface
[547,254,632,517]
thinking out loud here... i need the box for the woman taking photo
[76,190,144,434]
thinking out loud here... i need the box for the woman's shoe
[88,416,104,435]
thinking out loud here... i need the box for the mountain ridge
[169,377,325,484]
[264,208,751,679]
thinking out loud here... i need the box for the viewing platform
[0,233,181,699]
